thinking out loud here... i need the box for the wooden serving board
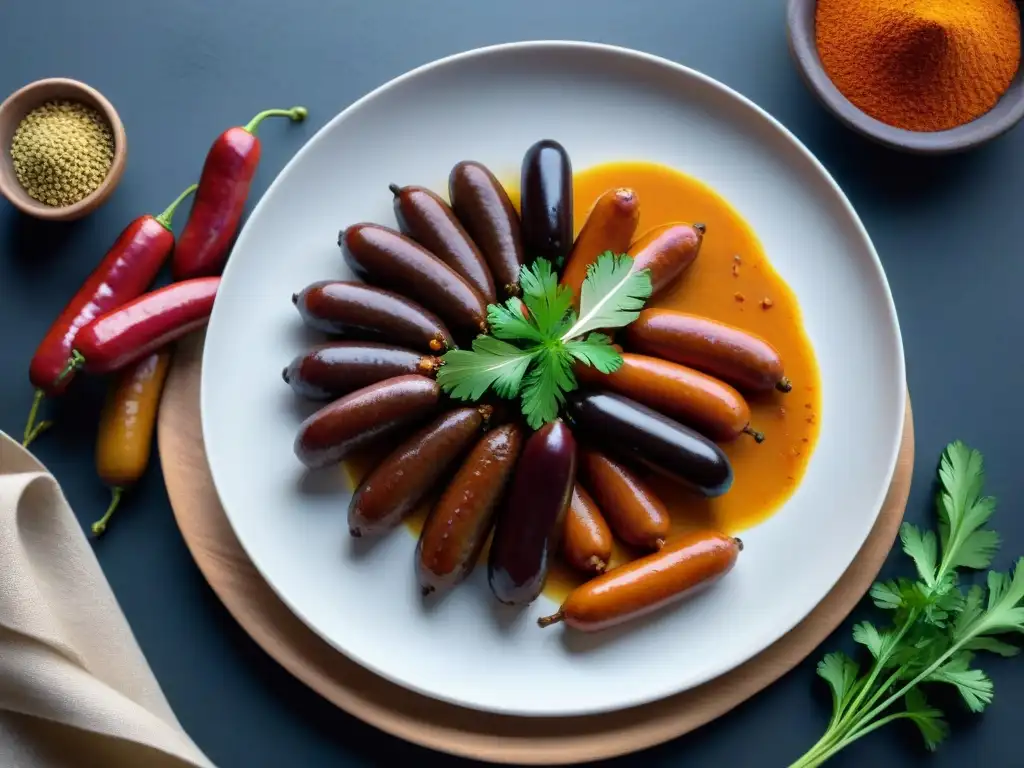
[158,331,915,764]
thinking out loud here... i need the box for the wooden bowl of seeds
[0,78,127,221]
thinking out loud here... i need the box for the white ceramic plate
[201,42,905,717]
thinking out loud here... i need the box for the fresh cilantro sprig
[791,441,1024,767]
[436,252,652,428]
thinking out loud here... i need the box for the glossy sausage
[417,422,524,595]
[348,406,489,537]
[626,310,791,393]
[92,351,171,537]
[564,391,733,497]
[390,183,497,303]
[520,139,573,266]
[575,353,764,442]
[339,223,489,341]
[283,341,440,401]
[560,188,639,304]
[538,530,742,632]
[294,374,441,469]
[562,484,614,575]
[578,450,670,550]
[293,280,454,353]
[488,420,576,605]
[448,161,524,299]
[627,223,704,299]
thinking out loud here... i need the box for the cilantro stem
[792,613,920,768]
[799,712,912,768]
[837,634,973,756]
[844,610,918,715]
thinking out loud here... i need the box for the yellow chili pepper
[92,351,171,536]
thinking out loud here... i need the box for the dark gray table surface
[2,1,1023,766]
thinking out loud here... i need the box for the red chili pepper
[172,106,307,281]
[22,184,198,447]
[57,277,220,379]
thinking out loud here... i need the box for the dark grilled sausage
[390,184,496,303]
[417,422,524,595]
[339,223,489,341]
[294,375,441,469]
[488,420,577,605]
[348,406,489,537]
[293,280,453,353]
[564,391,733,497]
[449,161,525,299]
[283,342,440,401]
[520,140,573,266]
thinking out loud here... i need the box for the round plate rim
[200,40,908,716]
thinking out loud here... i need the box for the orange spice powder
[815,0,1021,132]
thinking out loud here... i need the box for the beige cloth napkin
[0,431,214,768]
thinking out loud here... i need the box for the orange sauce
[344,161,820,601]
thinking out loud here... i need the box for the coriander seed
[10,99,115,207]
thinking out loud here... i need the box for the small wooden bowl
[0,78,127,221]
[787,0,1024,154]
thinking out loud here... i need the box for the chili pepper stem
[776,377,793,393]
[22,389,53,447]
[91,487,123,537]
[51,350,86,390]
[537,611,564,628]
[25,420,53,448]
[243,106,308,135]
[154,183,199,231]
[744,425,766,443]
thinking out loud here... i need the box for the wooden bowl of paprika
[0,77,127,220]
[787,0,1024,154]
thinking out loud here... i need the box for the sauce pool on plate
[345,160,821,599]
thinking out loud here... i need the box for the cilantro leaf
[436,337,536,401]
[519,346,575,429]
[817,652,859,719]
[487,298,546,344]
[563,333,623,373]
[925,652,993,712]
[936,441,997,572]
[434,254,654,423]
[870,579,907,611]
[963,637,1021,657]
[904,689,950,751]
[853,621,893,660]
[561,252,652,340]
[952,528,1001,570]
[953,584,986,636]
[901,523,938,588]
[520,260,574,338]
[977,559,1024,634]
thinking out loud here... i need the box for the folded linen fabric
[0,432,214,768]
